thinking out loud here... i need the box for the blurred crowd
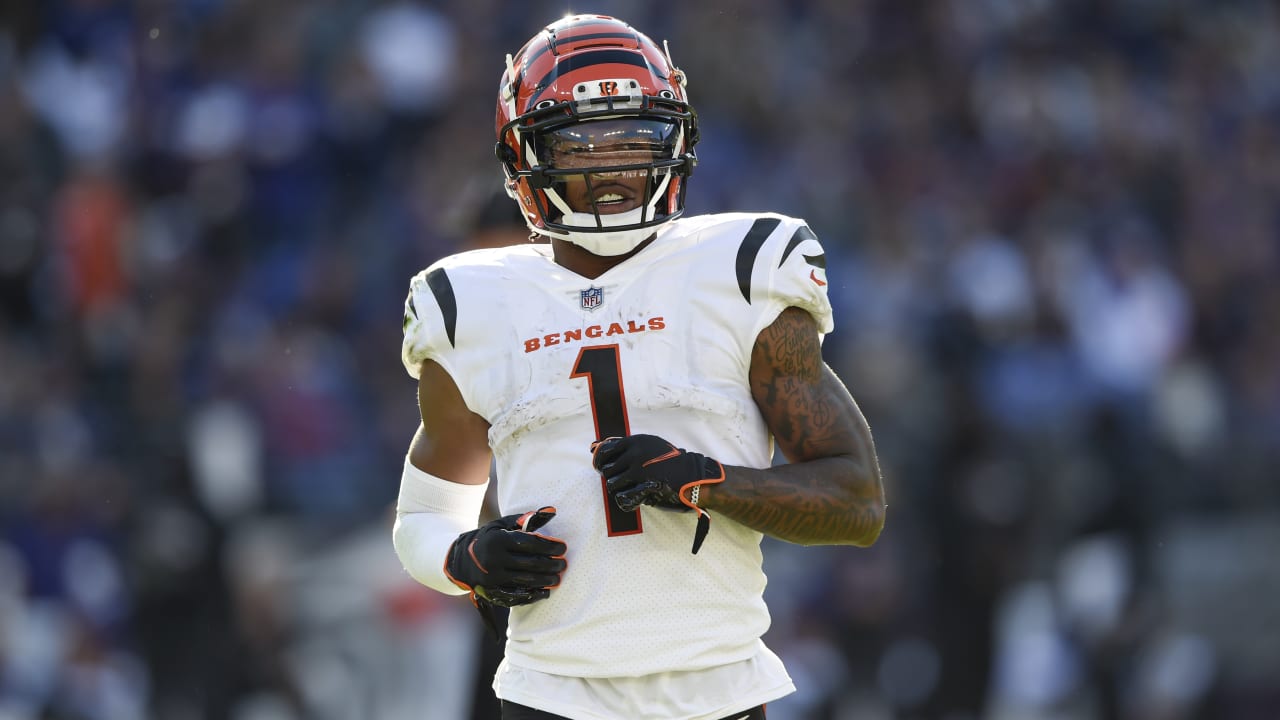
[1,0,1278,719]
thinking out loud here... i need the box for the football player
[393,14,886,720]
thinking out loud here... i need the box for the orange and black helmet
[495,15,699,255]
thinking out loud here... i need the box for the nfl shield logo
[580,286,604,310]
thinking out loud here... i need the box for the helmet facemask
[536,114,690,254]
[495,20,698,256]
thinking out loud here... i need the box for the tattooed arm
[699,307,885,546]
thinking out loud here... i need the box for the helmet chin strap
[557,207,655,256]
[539,168,676,256]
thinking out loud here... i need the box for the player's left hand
[591,434,724,553]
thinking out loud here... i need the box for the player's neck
[551,236,656,279]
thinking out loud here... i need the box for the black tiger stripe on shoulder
[403,295,418,332]
[735,217,782,303]
[779,225,817,267]
[424,268,458,347]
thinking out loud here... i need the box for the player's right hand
[444,507,567,608]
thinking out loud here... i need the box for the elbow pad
[391,457,489,596]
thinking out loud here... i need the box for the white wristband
[391,457,489,596]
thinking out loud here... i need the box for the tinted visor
[536,118,679,175]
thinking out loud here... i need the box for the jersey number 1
[571,344,643,536]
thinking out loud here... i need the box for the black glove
[445,507,566,638]
[590,435,724,554]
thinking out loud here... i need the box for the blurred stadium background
[2,0,1279,718]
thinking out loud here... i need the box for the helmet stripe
[527,49,653,105]
[529,31,639,64]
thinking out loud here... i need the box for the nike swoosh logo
[810,269,827,286]
[731,715,751,720]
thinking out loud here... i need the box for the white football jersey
[401,212,833,679]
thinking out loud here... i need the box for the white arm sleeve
[391,457,489,596]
